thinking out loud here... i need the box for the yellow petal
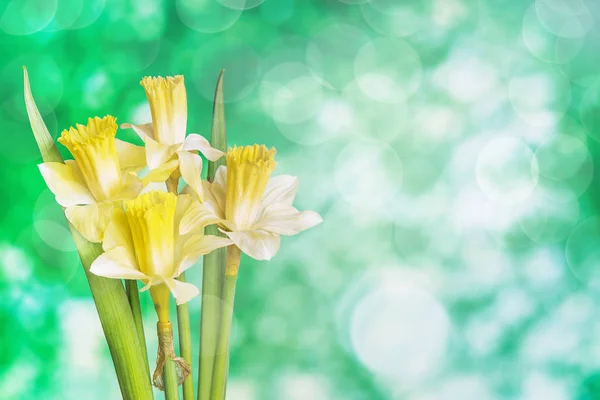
[163,277,199,305]
[38,161,95,207]
[183,134,224,161]
[220,229,280,261]
[254,204,322,236]
[178,234,232,274]
[178,150,204,202]
[140,76,187,145]
[90,246,148,280]
[65,202,116,243]
[116,139,146,172]
[141,159,180,186]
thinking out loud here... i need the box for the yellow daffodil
[89,190,232,309]
[179,145,322,261]
[122,75,224,200]
[39,116,146,242]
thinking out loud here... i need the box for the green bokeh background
[2,0,600,399]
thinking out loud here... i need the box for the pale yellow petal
[178,234,232,274]
[38,161,95,207]
[141,159,180,186]
[65,202,116,243]
[211,165,227,212]
[116,138,146,172]
[254,204,322,236]
[163,277,200,305]
[179,201,222,235]
[262,175,299,207]
[145,135,180,170]
[102,208,135,261]
[121,122,155,141]
[183,134,224,161]
[90,247,147,280]
[115,172,143,200]
[177,150,204,202]
[221,229,280,261]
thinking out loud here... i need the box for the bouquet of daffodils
[23,68,321,400]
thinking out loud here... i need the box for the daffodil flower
[89,190,232,309]
[39,116,146,242]
[122,75,223,200]
[179,145,322,261]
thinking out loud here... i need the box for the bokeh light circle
[350,272,450,382]
[307,22,370,90]
[192,40,261,103]
[354,37,422,103]
[360,1,428,37]
[176,0,242,33]
[509,65,571,128]
[521,4,584,64]
[342,80,407,143]
[518,185,580,244]
[67,0,105,30]
[217,0,264,10]
[535,134,590,181]
[580,83,600,142]
[566,217,600,288]
[0,0,57,35]
[334,141,403,213]
[534,0,593,39]
[476,136,539,206]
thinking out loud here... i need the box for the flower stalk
[198,70,227,400]
[176,272,194,400]
[24,67,154,400]
[125,279,150,378]
[210,246,241,400]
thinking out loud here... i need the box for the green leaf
[198,70,227,400]
[23,67,154,400]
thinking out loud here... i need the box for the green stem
[25,67,154,399]
[126,279,150,379]
[198,240,225,400]
[198,69,227,400]
[176,273,194,400]
[158,323,180,400]
[210,274,238,400]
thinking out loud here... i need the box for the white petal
[116,139,146,172]
[221,229,280,261]
[178,234,232,274]
[183,134,224,161]
[38,161,95,206]
[145,135,180,170]
[262,175,299,207]
[178,150,204,201]
[163,277,200,305]
[255,203,322,236]
[65,203,116,243]
[179,201,222,235]
[90,247,147,280]
[121,122,155,141]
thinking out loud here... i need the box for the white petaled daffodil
[122,75,223,201]
[179,144,323,261]
[39,115,146,242]
[89,190,232,315]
